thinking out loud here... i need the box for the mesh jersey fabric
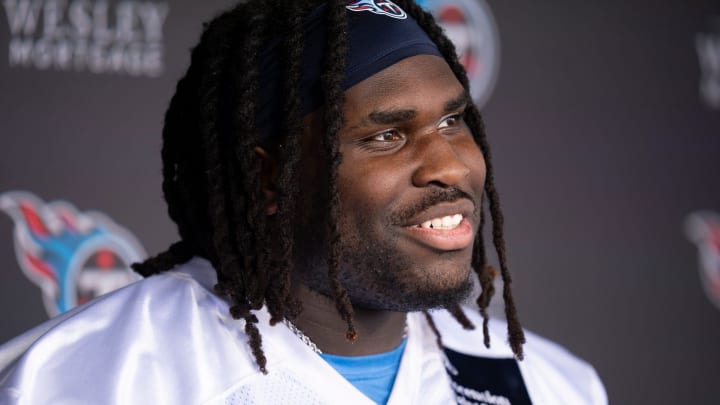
[0,257,607,404]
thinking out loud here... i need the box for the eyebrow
[363,91,471,127]
[443,91,471,113]
[368,108,417,125]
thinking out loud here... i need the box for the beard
[296,237,475,312]
[338,234,474,311]
[293,188,477,312]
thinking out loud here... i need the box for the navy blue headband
[255,1,442,140]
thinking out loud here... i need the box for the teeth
[418,214,463,230]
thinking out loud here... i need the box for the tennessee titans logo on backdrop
[686,211,720,311]
[0,191,145,316]
[416,0,500,108]
[346,0,407,19]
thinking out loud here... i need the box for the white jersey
[0,258,606,404]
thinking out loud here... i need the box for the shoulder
[427,306,608,405]
[0,258,262,404]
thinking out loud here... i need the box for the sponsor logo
[346,0,407,19]
[685,211,720,311]
[696,16,720,109]
[0,191,145,316]
[2,0,170,77]
[417,0,500,107]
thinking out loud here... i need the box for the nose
[411,134,471,188]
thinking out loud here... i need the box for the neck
[290,282,407,356]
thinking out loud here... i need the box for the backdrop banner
[1,1,719,403]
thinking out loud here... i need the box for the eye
[371,130,403,142]
[438,114,463,129]
[355,129,405,152]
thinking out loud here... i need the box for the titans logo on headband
[0,191,145,316]
[346,0,407,19]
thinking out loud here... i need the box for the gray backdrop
[1,1,719,403]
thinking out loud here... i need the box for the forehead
[342,55,464,114]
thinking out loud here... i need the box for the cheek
[337,158,407,226]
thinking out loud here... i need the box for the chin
[294,231,477,312]
[345,269,475,312]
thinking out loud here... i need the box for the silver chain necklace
[284,319,409,354]
[284,319,323,353]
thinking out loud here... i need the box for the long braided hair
[132,0,525,373]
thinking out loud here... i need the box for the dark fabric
[255,2,442,139]
[444,348,532,405]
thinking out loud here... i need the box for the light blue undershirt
[319,338,407,405]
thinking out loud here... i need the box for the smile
[401,199,476,251]
[404,217,474,251]
[416,214,463,230]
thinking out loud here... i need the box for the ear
[254,146,279,215]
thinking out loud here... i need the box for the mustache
[388,187,478,225]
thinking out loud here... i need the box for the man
[0,1,606,403]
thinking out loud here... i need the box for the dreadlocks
[132,0,525,373]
